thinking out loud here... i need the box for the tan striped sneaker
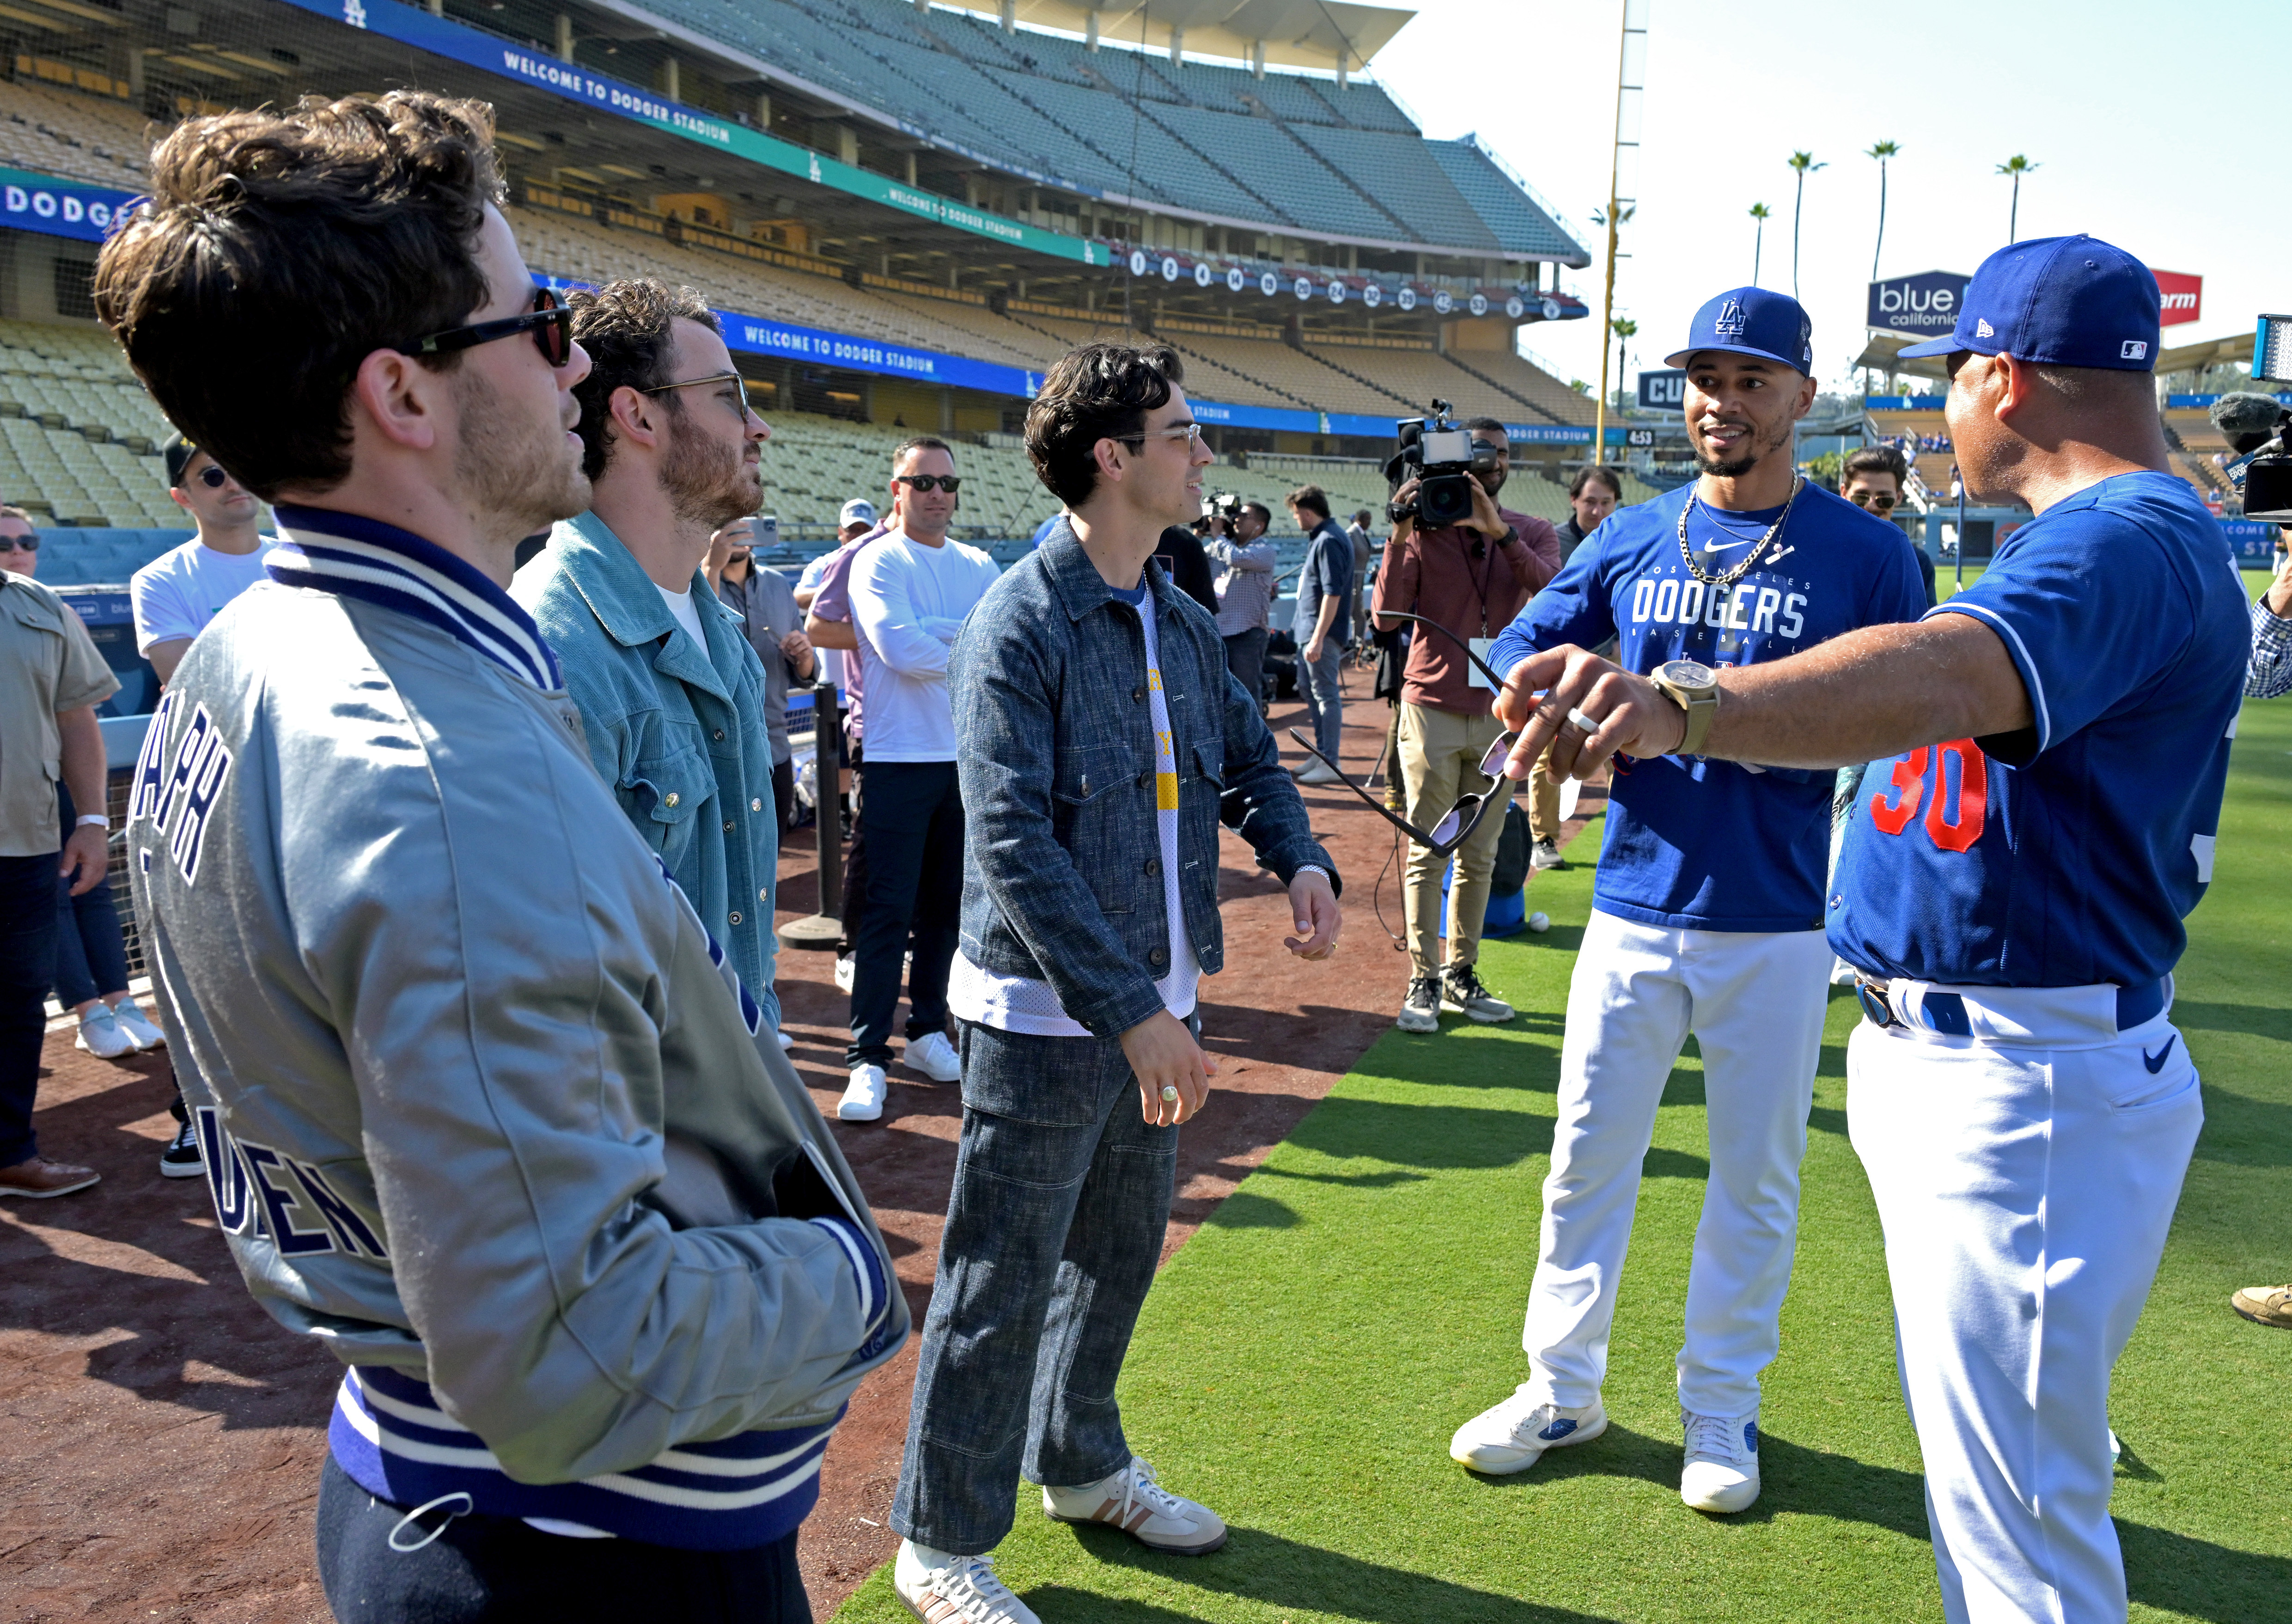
[2232,1285,2292,1328]
[1042,1455,1226,1554]
[893,1542,1039,1624]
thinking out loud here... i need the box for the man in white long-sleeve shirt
[838,438,1001,1122]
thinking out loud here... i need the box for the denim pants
[53,784,127,1010]
[891,1019,1182,1555]
[1221,627,1267,713]
[1300,641,1345,760]
[316,1457,811,1624]
[0,850,60,1167]
[845,760,962,1069]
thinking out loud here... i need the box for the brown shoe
[0,1156,100,1198]
[2232,1286,2292,1328]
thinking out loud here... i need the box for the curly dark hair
[567,279,718,481]
[1024,342,1183,509]
[93,91,504,500]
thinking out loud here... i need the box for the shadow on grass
[1035,1525,1622,1623]
[1285,1097,1553,1171]
[2170,999,2292,1044]
[1461,1425,2286,1623]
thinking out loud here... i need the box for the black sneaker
[1442,965,1516,1024]
[158,1117,203,1179]
[1396,975,1441,1034]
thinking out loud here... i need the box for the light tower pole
[1593,0,1648,461]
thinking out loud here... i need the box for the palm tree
[1786,151,1826,300]
[1996,154,2039,242]
[1610,317,1637,409]
[1748,203,1771,285]
[1865,140,1899,281]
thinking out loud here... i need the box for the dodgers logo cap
[839,497,878,526]
[1896,234,2159,370]
[1664,287,1814,374]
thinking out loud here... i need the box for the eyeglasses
[1287,611,1524,856]
[893,475,962,493]
[397,285,573,368]
[0,533,37,552]
[1115,421,1202,451]
[639,369,758,418]
[1847,490,1899,511]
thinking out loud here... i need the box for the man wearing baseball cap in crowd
[1453,287,1927,1516]
[1495,238,2245,1621]
[130,432,277,686]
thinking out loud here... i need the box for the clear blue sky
[1369,0,2282,396]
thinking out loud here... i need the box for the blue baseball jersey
[1490,482,1928,933]
[1829,471,2247,989]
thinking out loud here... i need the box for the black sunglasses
[1848,490,1899,511]
[195,464,228,489]
[0,533,37,552]
[397,286,573,368]
[894,475,961,493]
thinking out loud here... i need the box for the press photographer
[1371,413,1560,1035]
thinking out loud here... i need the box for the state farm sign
[2151,269,2201,327]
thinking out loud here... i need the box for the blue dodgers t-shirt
[1830,471,2248,989]
[1490,482,1927,933]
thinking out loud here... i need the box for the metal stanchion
[777,680,845,951]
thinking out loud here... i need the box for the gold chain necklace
[1675,476,1804,588]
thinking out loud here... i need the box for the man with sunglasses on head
[96,95,900,1619]
[891,342,1339,1624]
[1451,288,1927,1516]
[515,279,786,1039]
[1371,415,1558,1036]
[833,437,1000,1123]
[129,432,276,687]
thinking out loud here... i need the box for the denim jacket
[515,513,781,1026]
[952,521,1339,1040]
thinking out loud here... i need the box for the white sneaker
[833,954,855,993]
[1043,1455,1226,1554]
[1449,1386,1606,1474]
[1680,1408,1761,1513]
[894,1542,1040,1624]
[1293,758,1341,786]
[905,1030,961,1083]
[74,1005,136,1060]
[774,1028,797,1051]
[838,1063,888,1122]
[112,1001,166,1050]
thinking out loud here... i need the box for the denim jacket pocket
[622,745,709,860]
[1190,737,1225,790]
[1051,740,1139,917]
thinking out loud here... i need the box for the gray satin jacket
[128,506,905,1486]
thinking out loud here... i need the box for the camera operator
[1208,499,1277,712]
[2245,525,2292,702]
[1372,418,1560,1034]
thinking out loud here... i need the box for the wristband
[74,815,107,830]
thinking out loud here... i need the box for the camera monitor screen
[1420,427,1473,464]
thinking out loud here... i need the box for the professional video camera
[1201,491,1241,521]
[1385,399,1497,529]
[2223,315,2292,521]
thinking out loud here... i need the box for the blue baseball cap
[1896,234,2160,369]
[1664,287,1814,374]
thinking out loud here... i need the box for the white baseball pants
[1521,910,1833,1418]
[1849,989,2201,1624]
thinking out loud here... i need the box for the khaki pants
[1527,746,1564,843]
[1397,702,1518,979]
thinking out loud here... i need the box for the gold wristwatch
[1650,659,1721,756]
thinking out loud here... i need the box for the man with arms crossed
[1497,238,2243,1622]
[97,93,899,1620]
[835,438,1000,1120]
[890,344,1341,1623]
[517,280,786,1030]
[1286,484,1351,786]
[1373,415,1558,1034]
[131,432,275,685]
[1452,288,1926,1513]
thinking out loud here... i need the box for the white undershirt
[657,582,708,651]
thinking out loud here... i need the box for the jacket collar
[1039,516,1174,623]
[267,505,561,691]
[552,512,734,702]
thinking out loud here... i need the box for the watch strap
[73,814,107,829]
[1673,686,1719,755]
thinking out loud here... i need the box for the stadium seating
[21,526,189,587]
[1285,124,1495,251]
[0,79,150,189]
[0,320,178,527]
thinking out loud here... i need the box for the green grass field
[837,588,2292,1624]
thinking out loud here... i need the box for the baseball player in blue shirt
[1453,288,1928,1512]
[1493,238,2246,1622]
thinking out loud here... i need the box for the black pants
[0,849,59,1168]
[316,1457,811,1624]
[771,757,798,833]
[844,760,962,1069]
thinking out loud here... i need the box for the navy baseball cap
[1664,287,1814,374]
[1897,234,2160,370]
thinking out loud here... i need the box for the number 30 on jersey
[1868,740,1987,852]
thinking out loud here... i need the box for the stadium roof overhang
[1854,331,1949,383]
[2157,329,2254,377]
[936,0,1418,73]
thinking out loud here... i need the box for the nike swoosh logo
[2143,1036,2177,1074]
[1698,537,1756,553]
